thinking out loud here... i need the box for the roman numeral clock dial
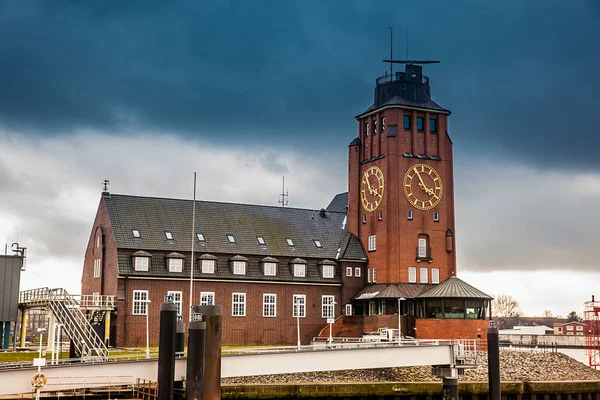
[360,166,384,212]
[403,164,443,211]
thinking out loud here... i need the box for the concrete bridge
[0,339,478,396]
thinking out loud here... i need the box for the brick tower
[347,61,456,286]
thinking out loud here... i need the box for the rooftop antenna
[383,22,440,66]
[406,20,409,60]
[102,179,110,192]
[389,26,393,75]
[278,170,289,207]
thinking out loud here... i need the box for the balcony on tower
[374,64,432,107]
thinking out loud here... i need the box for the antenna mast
[278,171,289,207]
[102,179,110,192]
[389,26,393,75]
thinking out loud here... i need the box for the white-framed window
[381,116,385,131]
[314,239,323,248]
[346,267,352,277]
[408,267,417,283]
[368,235,376,251]
[257,236,266,245]
[132,290,148,315]
[134,257,149,271]
[200,292,214,306]
[418,238,427,258]
[263,262,277,276]
[232,293,246,316]
[433,212,439,222]
[322,295,335,319]
[167,291,182,315]
[345,304,352,315]
[373,120,377,134]
[293,294,306,318]
[366,123,370,136]
[93,259,101,279]
[168,258,183,273]
[408,210,413,220]
[355,267,361,277]
[233,261,246,275]
[263,294,276,317]
[566,325,574,331]
[197,233,205,241]
[96,236,100,248]
[227,235,236,243]
[322,265,334,279]
[432,268,440,284]
[576,325,584,331]
[286,238,294,246]
[201,259,215,274]
[372,268,377,283]
[293,264,306,277]
[165,231,173,240]
[367,268,371,283]
[132,229,141,238]
[420,267,428,283]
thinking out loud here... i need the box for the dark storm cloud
[0,1,598,168]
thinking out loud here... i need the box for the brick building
[81,61,492,347]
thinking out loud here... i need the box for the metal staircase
[19,288,111,361]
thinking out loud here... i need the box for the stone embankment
[222,350,600,384]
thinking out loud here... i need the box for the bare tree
[492,294,523,317]
[543,310,553,317]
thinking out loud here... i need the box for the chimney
[102,179,110,197]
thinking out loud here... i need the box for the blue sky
[1,0,599,317]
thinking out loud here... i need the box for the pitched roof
[326,192,348,213]
[416,276,493,299]
[104,194,367,261]
[356,95,450,119]
[353,283,432,300]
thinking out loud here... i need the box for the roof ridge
[107,193,348,214]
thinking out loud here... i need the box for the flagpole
[189,172,197,321]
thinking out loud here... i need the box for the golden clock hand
[365,177,376,195]
[414,167,429,192]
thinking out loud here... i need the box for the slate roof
[356,95,451,119]
[353,283,432,300]
[104,194,367,278]
[417,276,493,300]
[326,192,348,213]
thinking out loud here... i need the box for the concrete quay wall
[500,333,587,347]
[223,381,600,399]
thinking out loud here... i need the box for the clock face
[403,164,443,211]
[360,166,384,212]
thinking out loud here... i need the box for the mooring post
[173,318,186,400]
[487,326,501,400]
[191,305,222,400]
[157,302,177,400]
[186,320,206,400]
[442,377,458,400]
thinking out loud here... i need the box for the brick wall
[117,278,343,347]
[415,319,489,340]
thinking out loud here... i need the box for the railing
[20,287,115,310]
[376,72,429,86]
[41,375,134,397]
[48,288,109,361]
[75,294,116,309]
[134,378,157,400]
[19,287,51,304]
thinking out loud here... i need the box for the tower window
[430,118,437,133]
[403,115,411,130]
[408,267,417,283]
[417,117,424,132]
[373,120,377,135]
[378,211,383,221]
[420,267,428,283]
[354,267,361,277]
[346,267,353,277]
[408,210,413,220]
[368,235,376,251]
[381,117,385,131]
[432,268,440,284]
[433,212,439,222]
[362,214,366,224]
[366,123,370,137]
[372,268,377,283]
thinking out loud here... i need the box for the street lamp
[397,297,406,343]
[145,299,152,359]
[37,328,46,372]
[328,301,337,348]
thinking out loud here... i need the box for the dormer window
[233,261,246,275]
[286,238,294,246]
[166,253,184,273]
[322,265,334,279]
[227,235,236,243]
[165,231,173,240]
[293,263,306,277]
[197,233,205,241]
[199,254,217,274]
[313,239,322,248]
[257,236,266,245]
[132,251,151,271]
[132,230,141,238]
[263,262,276,276]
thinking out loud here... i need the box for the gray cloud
[0,1,598,168]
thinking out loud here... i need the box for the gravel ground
[222,350,600,384]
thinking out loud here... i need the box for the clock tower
[347,61,456,286]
